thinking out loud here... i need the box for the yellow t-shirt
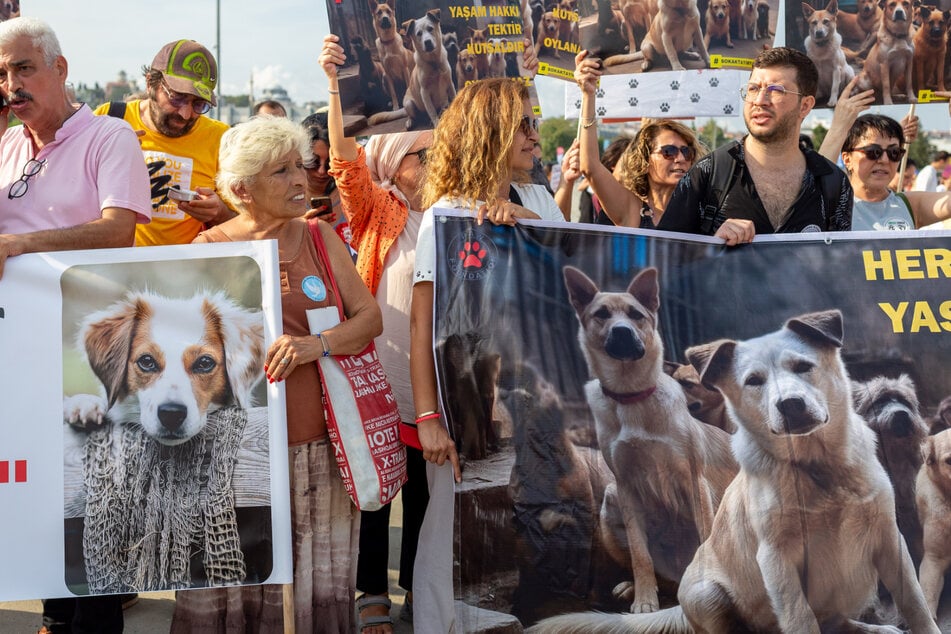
[93,100,229,246]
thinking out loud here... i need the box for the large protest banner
[0,241,292,601]
[431,210,951,629]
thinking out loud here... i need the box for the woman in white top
[409,77,564,633]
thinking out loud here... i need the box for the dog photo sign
[0,241,292,600]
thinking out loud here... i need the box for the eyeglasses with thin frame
[850,144,906,163]
[653,144,696,162]
[740,83,803,102]
[518,115,540,136]
[161,81,212,115]
[8,158,45,199]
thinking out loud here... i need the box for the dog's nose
[777,396,818,434]
[605,324,645,360]
[890,410,913,437]
[158,403,188,432]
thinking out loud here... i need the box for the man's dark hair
[842,114,904,152]
[933,151,950,163]
[601,135,633,171]
[253,99,287,116]
[301,112,330,145]
[752,47,818,98]
[141,66,164,92]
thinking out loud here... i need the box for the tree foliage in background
[811,123,827,151]
[540,117,578,163]
[908,132,935,169]
[698,119,727,151]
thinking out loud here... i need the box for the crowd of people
[5,10,951,634]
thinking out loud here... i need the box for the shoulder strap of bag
[105,101,127,119]
[700,144,737,235]
[307,219,345,322]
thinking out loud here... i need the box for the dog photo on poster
[326,0,541,137]
[788,0,949,107]
[60,257,273,595]
[430,212,951,631]
[577,0,777,75]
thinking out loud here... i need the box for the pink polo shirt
[0,104,151,235]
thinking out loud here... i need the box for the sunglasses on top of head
[851,144,905,162]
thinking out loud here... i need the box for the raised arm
[319,34,358,162]
[817,76,874,163]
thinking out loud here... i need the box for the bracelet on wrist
[327,88,340,95]
[415,412,441,424]
[317,332,331,357]
[581,117,596,129]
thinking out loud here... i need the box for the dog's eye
[192,355,218,374]
[136,355,159,373]
[627,307,644,320]
[593,307,611,320]
[744,374,764,387]
[792,360,814,374]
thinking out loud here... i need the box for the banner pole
[897,103,916,193]
[283,583,295,633]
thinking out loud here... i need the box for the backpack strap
[811,151,843,230]
[700,144,737,235]
[105,101,127,119]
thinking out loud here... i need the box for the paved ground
[0,495,414,633]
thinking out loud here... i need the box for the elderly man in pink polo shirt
[0,16,150,634]
[0,17,150,280]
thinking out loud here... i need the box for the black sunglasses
[406,148,427,163]
[851,144,905,162]
[518,115,540,136]
[8,158,45,199]
[654,145,696,161]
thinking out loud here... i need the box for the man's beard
[148,98,198,138]
[745,105,799,146]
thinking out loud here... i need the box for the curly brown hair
[421,78,531,209]
[615,119,706,201]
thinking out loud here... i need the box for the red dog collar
[601,384,657,404]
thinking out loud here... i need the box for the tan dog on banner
[917,428,951,620]
[605,0,710,70]
[532,310,939,633]
[857,0,916,104]
[914,6,951,92]
[369,0,412,109]
[704,0,734,49]
[402,9,456,129]
[802,0,855,107]
[563,266,737,614]
[836,0,882,48]
[455,48,479,89]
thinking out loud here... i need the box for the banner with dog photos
[431,211,951,630]
[0,241,292,601]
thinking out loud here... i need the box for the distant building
[216,84,325,125]
[104,70,140,102]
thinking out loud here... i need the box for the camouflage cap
[152,40,217,106]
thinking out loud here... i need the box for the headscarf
[364,131,426,211]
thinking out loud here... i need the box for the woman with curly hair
[571,50,706,228]
[409,76,565,632]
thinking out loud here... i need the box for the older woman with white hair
[170,115,382,633]
[320,33,430,633]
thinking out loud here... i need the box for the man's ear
[55,55,68,81]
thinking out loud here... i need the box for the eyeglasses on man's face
[740,83,803,103]
[161,81,212,115]
[8,158,45,199]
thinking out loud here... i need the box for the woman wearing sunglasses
[840,114,951,230]
[409,76,564,633]
[319,33,432,633]
[572,50,706,228]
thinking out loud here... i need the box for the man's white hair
[0,17,63,67]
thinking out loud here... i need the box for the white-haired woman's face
[246,149,309,220]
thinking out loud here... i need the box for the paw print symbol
[723,104,734,115]
[459,241,487,269]
[574,99,582,109]
[670,80,680,90]
[690,93,700,102]
[709,77,720,87]
[597,106,606,116]
[628,78,639,89]
[659,102,670,112]
[628,97,639,106]
[595,87,605,98]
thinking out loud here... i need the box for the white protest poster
[0,241,292,600]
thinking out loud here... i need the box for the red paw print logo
[459,240,487,269]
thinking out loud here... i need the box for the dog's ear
[205,293,265,409]
[923,434,936,466]
[662,360,682,376]
[785,309,843,349]
[427,8,441,22]
[404,19,417,40]
[825,0,838,14]
[628,267,659,315]
[686,339,736,390]
[562,266,599,315]
[367,0,378,13]
[82,296,147,408]
[802,2,816,18]
[920,5,931,18]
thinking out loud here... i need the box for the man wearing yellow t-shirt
[95,40,233,245]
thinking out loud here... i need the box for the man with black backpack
[657,47,852,244]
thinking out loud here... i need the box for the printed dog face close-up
[73,291,265,445]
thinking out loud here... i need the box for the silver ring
[280,358,290,365]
